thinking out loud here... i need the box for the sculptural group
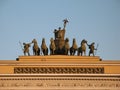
[22,19,97,56]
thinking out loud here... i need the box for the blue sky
[0,0,120,60]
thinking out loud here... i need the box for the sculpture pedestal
[18,55,101,61]
[0,55,120,90]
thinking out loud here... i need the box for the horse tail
[44,47,48,55]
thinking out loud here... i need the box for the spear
[19,41,24,53]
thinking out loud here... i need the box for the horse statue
[77,39,87,56]
[32,39,40,56]
[41,38,48,55]
[49,38,56,55]
[70,38,78,55]
[64,38,70,55]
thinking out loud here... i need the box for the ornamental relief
[14,67,104,74]
[0,82,120,88]
[0,76,120,89]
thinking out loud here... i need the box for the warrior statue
[87,42,97,56]
[54,27,65,40]
[23,42,32,56]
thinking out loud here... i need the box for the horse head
[42,38,45,43]
[72,38,77,49]
[83,39,87,43]
[73,38,76,43]
[65,38,69,42]
[65,38,70,47]
[32,39,37,44]
[81,39,87,45]
[50,38,54,42]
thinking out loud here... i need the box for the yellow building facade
[0,55,120,90]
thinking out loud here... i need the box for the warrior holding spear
[87,42,98,56]
[19,41,32,56]
[63,18,69,29]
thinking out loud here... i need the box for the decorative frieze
[14,67,104,74]
[0,76,120,89]
[1,82,119,88]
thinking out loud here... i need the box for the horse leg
[70,51,72,55]
[28,52,30,56]
[35,50,37,55]
[79,52,81,56]
[50,49,51,55]
[89,51,91,56]
[64,49,67,55]
[81,51,83,56]
[74,50,76,55]
[65,49,68,55]
[36,49,38,55]
[38,48,40,55]
[51,49,54,55]
[77,52,80,56]
[53,50,54,55]
[47,48,48,55]
[50,48,52,55]
[73,50,75,55]
[34,49,36,55]
[67,49,69,55]
[43,49,46,55]
[77,49,79,56]
[84,51,86,56]
[71,50,73,55]
[93,52,95,56]
[33,48,35,55]
[81,51,84,56]
[45,48,48,55]
[24,51,26,56]
[70,48,72,55]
